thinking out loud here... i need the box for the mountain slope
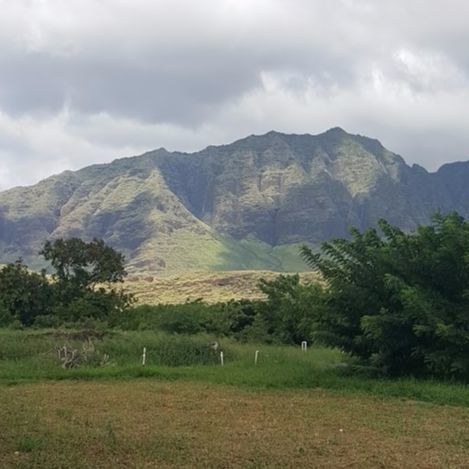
[0,128,467,272]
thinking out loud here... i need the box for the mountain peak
[0,129,467,273]
[324,126,348,135]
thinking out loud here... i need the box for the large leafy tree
[40,238,131,321]
[40,238,126,289]
[0,239,132,326]
[301,212,469,380]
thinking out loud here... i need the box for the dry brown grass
[125,270,321,304]
[1,380,468,468]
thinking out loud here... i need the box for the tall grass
[0,329,468,407]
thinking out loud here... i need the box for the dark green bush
[301,212,469,380]
[33,314,61,328]
[111,299,267,340]
[0,301,14,326]
[110,301,209,333]
[0,260,52,326]
[258,275,327,345]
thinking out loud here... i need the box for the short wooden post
[220,351,224,366]
[142,347,147,366]
[301,341,307,352]
[254,350,259,365]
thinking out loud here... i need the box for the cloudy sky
[0,0,468,190]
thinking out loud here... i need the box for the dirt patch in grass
[1,381,468,468]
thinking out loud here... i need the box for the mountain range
[1,127,468,273]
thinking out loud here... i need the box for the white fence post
[220,351,224,366]
[142,347,146,366]
[301,341,307,352]
[254,350,259,365]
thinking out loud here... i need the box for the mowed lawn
[1,381,469,468]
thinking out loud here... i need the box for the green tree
[40,238,126,288]
[301,212,469,379]
[0,259,52,326]
[40,238,132,321]
[258,274,327,344]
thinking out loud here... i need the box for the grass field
[124,270,321,304]
[1,329,469,406]
[1,329,469,468]
[1,381,469,468]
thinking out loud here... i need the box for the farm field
[1,330,469,468]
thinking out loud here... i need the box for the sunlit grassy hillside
[125,270,321,304]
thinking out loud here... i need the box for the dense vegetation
[1,213,469,381]
[0,238,132,327]
[300,212,469,380]
[118,212,469,381]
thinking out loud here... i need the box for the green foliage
[40,238,131,319]
[113,286,326,346]
[17,435,44,453]
[1,329,469,408]
[0,239,132,327]
[41,238,127,287]
[44,238,132,322]
[33,314,61,328]
[258,274,327,344]
[301,212,469,380]
[53,288,133,323]
[145,335,225,366]
[0,302,14,327]
[207,300,264,341]
[0,260,52,326]
[112,281,326,346]
[111,301,210,333]
[111,299,266,340]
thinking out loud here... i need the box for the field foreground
[1,381,469,468]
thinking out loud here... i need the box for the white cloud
[0,0,468,189]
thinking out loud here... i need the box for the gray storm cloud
[0,0,468,189]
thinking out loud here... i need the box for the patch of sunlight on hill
[129,229,309,273]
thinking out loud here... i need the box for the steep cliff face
[0,128,467,272]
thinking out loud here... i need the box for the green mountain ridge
[1,128,468,272]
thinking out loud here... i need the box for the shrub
[0,302,14,326]
[0,260,52,326]
[257,275,327,344]
[33,314,61,328]
[301,212,469,380]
